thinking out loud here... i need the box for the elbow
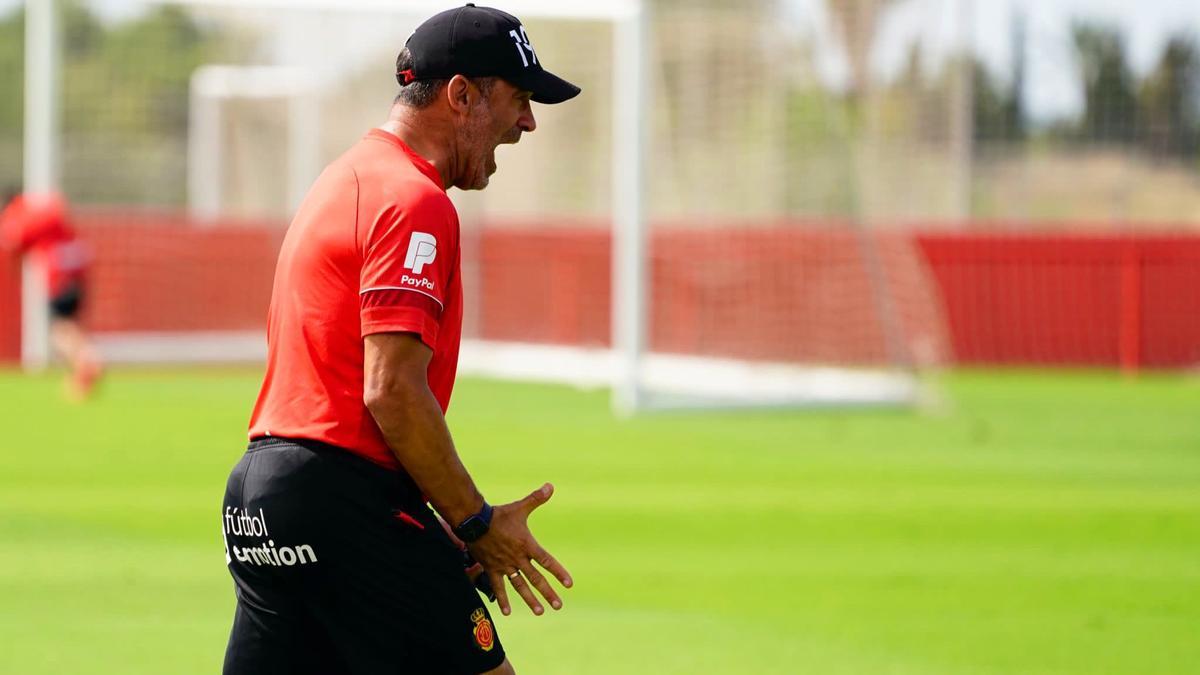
[364,381,400,416]
[363,385,389,417]
[363,372,425,417]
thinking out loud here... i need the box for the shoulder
[356,180,457,260]
[397,180,456,220]
[0,192,66,233]
[359,165,456,225]
[20,192,67,219]
[287,158,361,234]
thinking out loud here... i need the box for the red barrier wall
[476,225,946,366]
[476,226,612,348]
[0,250,19,363]
[75,211,284,332]
[917,235,1200,368]
[0,209,284,364]
[1,210,1198,370]
[1137,238,1200,368]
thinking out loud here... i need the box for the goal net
[15,0,955,412]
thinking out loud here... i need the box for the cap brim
[513,68,581,104]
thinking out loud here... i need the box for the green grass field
[1,368,1198,674]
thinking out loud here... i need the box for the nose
[518,101,536,133]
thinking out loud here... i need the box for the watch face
[459,518,486,542]
[456,504,493,543]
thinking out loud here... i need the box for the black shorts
[222,437,505,675]
[49,281,83,319]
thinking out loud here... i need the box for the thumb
[518,482,554,515]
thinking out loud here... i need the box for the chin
[462,176,490,191]
[477,167,497,189]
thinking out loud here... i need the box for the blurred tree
[60,0,103,58]
[889,44,1022,147]
[63,4,212,136]
[0,1,105,135]
[1138,34,1200,160]
[0,7,24,187]
[0,8,24,137]
[1072,24,1138,144]
[1004,10,1027,142]
[0,2,224,203]
[971,61,1016,144]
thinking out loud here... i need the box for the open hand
[467,483,573,616]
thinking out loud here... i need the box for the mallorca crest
[470,607,495,652]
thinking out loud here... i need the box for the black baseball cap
[399,3,581,105]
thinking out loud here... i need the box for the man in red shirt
[222,6,579,674]
[0,186,102,398]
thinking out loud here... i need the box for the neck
[379,104,457,189]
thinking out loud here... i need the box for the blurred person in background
[221,5,579,674]
[0,185,102,399]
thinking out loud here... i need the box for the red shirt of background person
[246,129,463,471]
[0,192,88,297]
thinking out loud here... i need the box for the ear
[445,75,473,115]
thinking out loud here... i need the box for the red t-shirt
[247,129,464,470]
[0,193,86,296]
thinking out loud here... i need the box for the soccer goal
[19,0,951,414]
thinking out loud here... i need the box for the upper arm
[358,189,458,350]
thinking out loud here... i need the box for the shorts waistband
[248,435,347,455]
[247,436,424,502]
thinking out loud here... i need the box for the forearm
[367,384,484,526]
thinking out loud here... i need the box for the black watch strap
[452,502,493,543]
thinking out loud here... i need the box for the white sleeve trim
[360,285,444,310]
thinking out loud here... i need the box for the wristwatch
[453,502,494,543]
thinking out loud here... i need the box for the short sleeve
[0,195,69,252]
[359,191,458,349]
[0,201,36,251]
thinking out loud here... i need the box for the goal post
[188,65,324,219]
[611,0,649,416]
[605,1,940,413]
[21,0,58,372]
